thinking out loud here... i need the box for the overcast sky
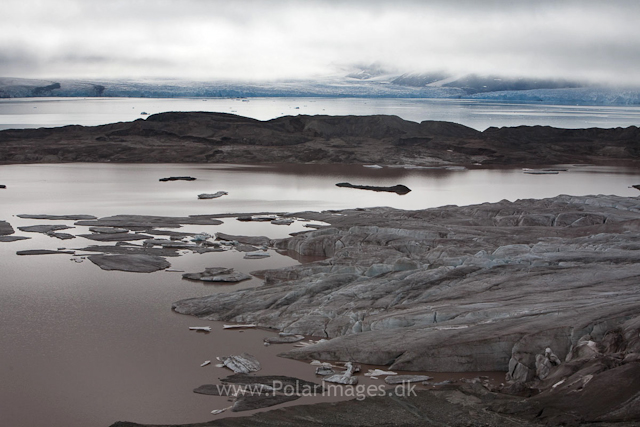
[2,0,639,85]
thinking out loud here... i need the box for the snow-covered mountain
[1,73,639,106]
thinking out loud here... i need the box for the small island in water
[1,112,639,166]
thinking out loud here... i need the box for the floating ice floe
[223,324,256,329]
[210,407,231,415]
[243,251,270,259]
[428,380,453,386]
[522,168,559,175]
[217,353,261,373]
[384,375,432,384]
[201,360,211,367]
[365,369,397,377]
[324,362,358,385]
[189,326,212,332]
[271,219,294,225]
[191,233,212,242]
[310,360,335,368]
[264,334,305,344]
[198,191,228,199]
[303,223,325,229]
[294,339,327,348]
[315,367,335,376]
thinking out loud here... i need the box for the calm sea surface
[1,99,640,427]
[2,97,640,131]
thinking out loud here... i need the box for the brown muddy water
[1,163,640,427]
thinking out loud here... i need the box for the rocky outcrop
[75,214,223,229]
[78,232,153,242]
[16,224,76,240]
[2,113,639,166]
[491,316,640,424]
[9,214,233,272]
[159,176,196,182]
[336,182,411,194]
[0,236,30,242]
[173,194,640,377]
[17,249,75,255]
[17,224,73,234]
[215,233,272,247]
[0,220,14,235]
[88,254,171,273]
[79,245,181,257]
[88,227,130,234]
[47,232,75,240]
[182,267,251,283]
[17,214,97,220]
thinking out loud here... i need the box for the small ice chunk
[315,367,335,376]
[324,362,358,385]
[223,324,257,329]
[217,353,261,373]
[243,251,270,259]
[198,191,228,199]
[384,375,432,384]
[365,369,397,377]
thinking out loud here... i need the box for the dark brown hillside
[0,112,638,165]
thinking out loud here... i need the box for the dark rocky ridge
[1,112,639,165]
[173,194,640,372]
[170,194,640,424]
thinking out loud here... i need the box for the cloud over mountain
[2,0,639,85]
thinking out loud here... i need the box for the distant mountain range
[1,72,639,106]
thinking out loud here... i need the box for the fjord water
[2,97,640,131]
[2,163,640,217]
[2,163,640,427]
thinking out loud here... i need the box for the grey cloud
[0,49,40,76]
[2,0,640,85]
